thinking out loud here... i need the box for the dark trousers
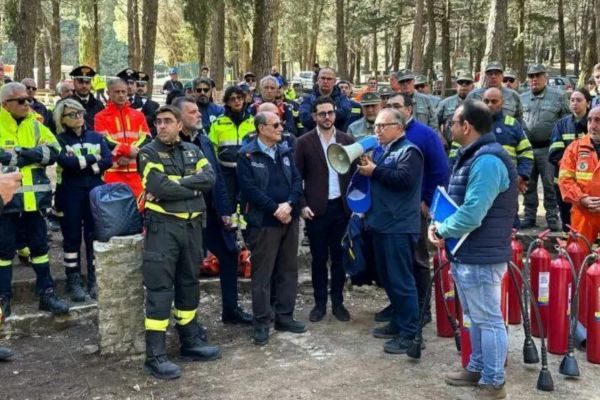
[524,147,559,223]
[247,220,299,328]
[57,186,95,281]
[204,213,239,314]
[555,184,571,231]
[221,166,239,211]
[305,198,347,307]
[413,212,431,318]
[373,232,419,338]
[142,212,204,325]
[0,212,53,297]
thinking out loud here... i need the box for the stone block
[94,234,145,356]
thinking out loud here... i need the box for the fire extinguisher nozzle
[536,368,555,392]
[454,333,461,352]
[559,354,580,377]
[523,338,540,364]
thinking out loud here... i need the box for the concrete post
[94,234,145,355]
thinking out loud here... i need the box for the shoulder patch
[504,115,516,126]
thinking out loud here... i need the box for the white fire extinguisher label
[596,287,600,322]
[538,272,550,306]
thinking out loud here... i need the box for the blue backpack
[89,183,143,242]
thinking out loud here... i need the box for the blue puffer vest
[448,133,518,264]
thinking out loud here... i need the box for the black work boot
[0,345,14,361]
[39,288,69,315]
[66,273,87,302]
[0,296,11,319]
[144,330,181,380]
[176,320,221,361]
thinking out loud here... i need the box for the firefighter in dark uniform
[137,105,219,380]
[69,66,105,129]
[53,98,112,301]
[132,71,160,136]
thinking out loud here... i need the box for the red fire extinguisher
[566,229,591,327]
[509,233,524,324]
[434,249,456,338]
[529,240,552,338]
[200,251,220,276]
[547,248,573,355]
[586,253,600,364]
[238,247,252,279]
[460,271,509,368]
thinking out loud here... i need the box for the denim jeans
[452,262,507,386]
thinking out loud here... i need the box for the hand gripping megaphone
[326,136,379,174]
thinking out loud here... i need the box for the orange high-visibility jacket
[558,134,600,214]
[94,101,151,174]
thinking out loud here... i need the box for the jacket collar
[456,132,497,167]
[242,136,291,157]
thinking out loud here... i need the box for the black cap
[137,72,150,84]
[116,68,139,82]
[69,65,97,80]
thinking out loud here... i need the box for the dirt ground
[2,277,600,400]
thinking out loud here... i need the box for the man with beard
[347,92,381,139]
[69,66,105,129]
[193,77,224,130]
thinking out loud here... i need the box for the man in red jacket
[94,78,151,198]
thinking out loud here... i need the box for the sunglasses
[228,95,243,102]
[63,111,85,119]
[503,78,515,83]
[195,88,211,93]
[457,81,472,86]
[25,86,37,91]
[263,122,281,129]
[5,98,30,105]
[316,110,335,118]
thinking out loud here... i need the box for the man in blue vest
[358,107,424,354]
[429,100,518,400]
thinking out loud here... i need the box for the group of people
[0,59,599,400]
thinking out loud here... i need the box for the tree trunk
[307,0,324,68]
[47,0,61,90]
[411,0,425,72]
[514,0,525,79]
[371,27,378,74]
[441,0,451,96]
[79,0,100,69]
[384,28,389,73]
[423,0,436,79]
[481,0,508,77]
[335,0,349,80]
[141,0,158,96]
[127,0,141,69]
[35,35,46,88]
[271,0,281,68]
[355,48,361,84]
[392,22,402,71]
[558,0,567,76]
[251,0,278,78]
[210,0,225,89]
[595,0,600,65]
[14,0,39,81]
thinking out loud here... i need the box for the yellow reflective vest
[0,108,59,212]
[208,114,255,168]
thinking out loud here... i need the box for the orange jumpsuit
[94,101,151,198]
[558,134,600,244]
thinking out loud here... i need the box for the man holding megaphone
[357,107,424,355]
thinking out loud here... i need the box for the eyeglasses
[228,95,243,102]
[385,103,404,110]
[503,78,515,83]
[63,111,85,119]
[195,87,211,93]
[5,98,30,105]
[483,99,500,104]
[154,118,177,126]
[262,122,281,129]
[374,122,399,131]
[74,78,91,84]
[25,86,37,91]
[448,119,463,127]
[457,81,472,86]
[316,110,335,118]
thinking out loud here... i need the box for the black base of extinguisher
[406,338,423,360]
[559,353,580,377]
[523,337,540,364]
[537,367,555,391]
